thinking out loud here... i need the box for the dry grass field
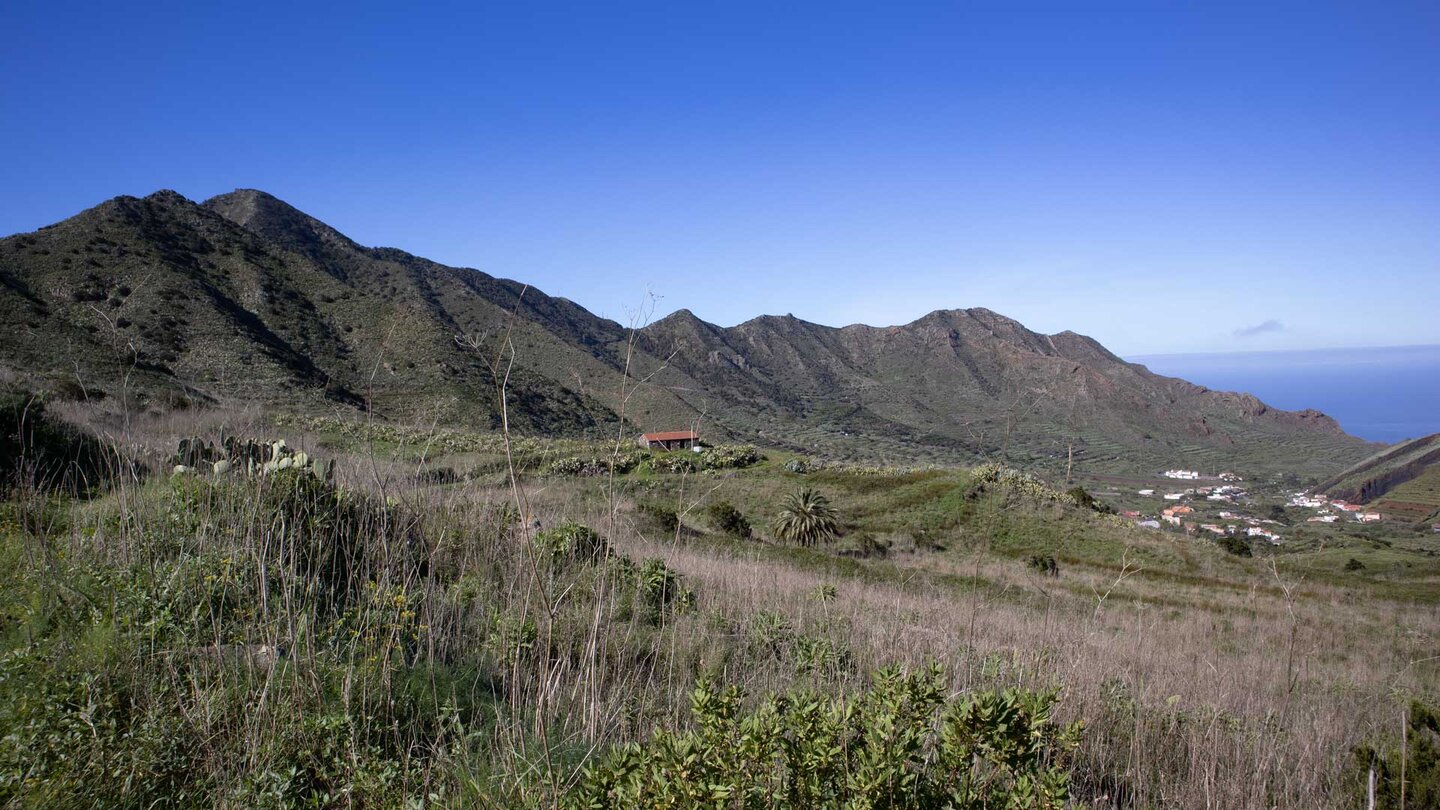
[2,396,1436,808]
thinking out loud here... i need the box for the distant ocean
[1128,345,1440,445]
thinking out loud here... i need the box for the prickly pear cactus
[171,436,329,480]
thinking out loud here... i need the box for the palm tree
[772,488,840,547]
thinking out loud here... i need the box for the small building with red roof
[637,430,701,451]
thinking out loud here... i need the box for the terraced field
[1318,433,1440,503]
[1374,464,1440,521]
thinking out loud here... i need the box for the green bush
[547,451,648,477]
[1065,486,1114,515]
[706,501,752,539]
[807,583,838,602]
[1026,553,1059,577]
[848,531,890,558]
[0,527,471,809]
[0,642,200,806]
[547,456,590,476]
[791,634,853,678]
[0,393,115,496]
[1218,535,1252,557]
[650,454,699,474]
[258,468,426,605]
[606,556,694,624]
[534,522,609,565]
[634,558,692,617]
[698,445,763,470]
[1351,699,1440,809]
[637,503,680,534]
[567,664,1079,808]
[748,610,794,655]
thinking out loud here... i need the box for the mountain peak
[143,189,193,205]
[203,189,358,256]
[204,189,306,225]
[655,308,700,323]
[644,308,725,341]
[0,189,1377,476]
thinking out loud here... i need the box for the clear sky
[3,1,1437,355]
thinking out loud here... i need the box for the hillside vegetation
[1318,433,1440,521]
[1,395,1434,808]
[0,189,1375,476]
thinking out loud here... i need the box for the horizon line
[1127,343,1440,361]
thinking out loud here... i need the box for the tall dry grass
[10,392,1434,807]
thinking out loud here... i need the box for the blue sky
[3,1,1437,355]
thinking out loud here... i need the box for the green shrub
[607,556,694,625]
[534,522,609,564]
[0,393,115,496]
[749,610,794,655]
[0,643,200,806]
[637,503,680,534]
[548,451,648,477]
[547,456,590,476]
[567,664,1079,808]
[1026,553,1060,577]
[650,454,698,474]
[0,531,468,809]
[698,445,763,470]
[791,634,852,678]
[611,451,647,474]
[807,583,838,602]
[706,501,751,538]
[1351,699,1440,809]
[848,531,890,558]
[635,557,691,616]
[258,468,426,605]
[1065,485,1114,515]
[1218,535,1252,557]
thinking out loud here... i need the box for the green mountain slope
[637,307,1373,473]
[0,190,699,435]
[1317,433,1440,521]
[0,189,1376,474]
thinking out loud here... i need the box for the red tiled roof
[641,431,700,442]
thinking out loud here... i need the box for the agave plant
[772,488,840,547]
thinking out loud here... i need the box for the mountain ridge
[1316,433,1440,522]
[0,188,1376,474]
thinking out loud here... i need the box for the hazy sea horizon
[1128,344,1440,445]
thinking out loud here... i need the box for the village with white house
[1098,465,1396,552]
[1287,492,1384,523]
